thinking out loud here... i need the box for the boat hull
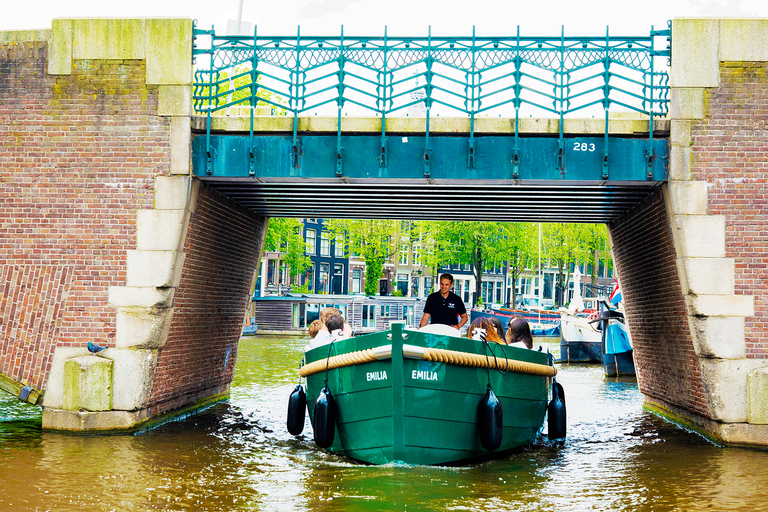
[304,324,551,465]
[559,312,602,363]
[471,309,560,337]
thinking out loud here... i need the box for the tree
[433,221,521,307]
[326,219,401,296]
[203,64,286,113]
[262,218,310,288]
[504,223,539,309]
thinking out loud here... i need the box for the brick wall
[0,41,167,390]
[690,62,768,359]
[147,185,264,414]
[610,190,710,419]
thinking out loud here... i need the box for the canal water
[3,336,768,511]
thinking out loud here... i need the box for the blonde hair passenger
[467,317,504,343]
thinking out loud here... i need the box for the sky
[3,0,768,37]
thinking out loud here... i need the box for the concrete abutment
[0,19,267,431]
[609,18,768,446]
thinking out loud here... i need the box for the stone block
[146,19,193,85]
[669,88,706,120]
[126,250,185,288]
[155,176,193,210]
[700,358,765,423]
[682,257,734,295]
[692,316,746,359]
[108,286,174,309]
[42,408,148,432]
[670,18,720,88]
[748,367,768,424]
[43,347,91,408]
[115,307,173,349]
[0,29,51,42]
[158,85,192,117]
[63,356,113,411]
[669,143,691,181]
[71,19,146,60]
[669,181,707,215]
[170,116,191,175]
[107,348,158,410]
[670,120,692,146]
[136,209,186,251]
[720,19,768,62]
[49,19,72,75]
[676,215,725,257]
[687,294,755,317]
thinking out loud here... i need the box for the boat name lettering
[367,371,387,381]
[412,370,438,381]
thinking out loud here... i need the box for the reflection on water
[3,336,768,511]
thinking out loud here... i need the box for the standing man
[419,273,468,329]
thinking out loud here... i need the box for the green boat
[298,323,557,465]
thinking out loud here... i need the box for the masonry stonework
[1,20,268,431]
[610,190,711,420]
[644,18,768,445]
[0,40,161,395]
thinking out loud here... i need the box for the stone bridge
[1,18,768,446]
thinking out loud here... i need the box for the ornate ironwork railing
[192,24,670,177]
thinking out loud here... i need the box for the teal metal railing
[192,23,670,178]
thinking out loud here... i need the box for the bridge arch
[0,18,766,446]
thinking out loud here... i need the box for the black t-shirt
[423,291,467,326]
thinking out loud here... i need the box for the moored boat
[471,308,561,338]
[296,323,558,465]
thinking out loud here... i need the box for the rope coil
[299,344,556,378]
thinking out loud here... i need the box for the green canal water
[3,336,768,511]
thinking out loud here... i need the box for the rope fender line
[420,347,556,377]
[299,345,393,377]
[299,344,556,378]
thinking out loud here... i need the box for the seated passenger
[487,316,505,340]
[307,314,349,351]
[467,317,504,344]
[505,314,533,349]
[307,319,323,339]
[319,307,353,338]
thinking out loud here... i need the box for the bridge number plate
[573,142,596,152]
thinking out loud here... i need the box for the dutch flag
[609,281,622,306]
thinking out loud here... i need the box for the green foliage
[430,221,538,307]
[263,218,310,284]
[291,282,311,294]
[326,219,401,296]
[206,65,287,113]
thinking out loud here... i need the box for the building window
[403,305,413,325]
[292,303,307,329]
[319,263,330,293]
[412,244,422,266]
[380,304,391,318]
[306,263,315,292]
[411,275,419,298]
[352,269,362,294]
[495,281,502,303]
[396,273,409,296]
[305,229,316,255]
[307,218,317,223]
[463,279,470,303]
[399,244,409,265]
[463,263,470,271]
[332,263,344,294]
[267,259,277,285]
[362,304,376,328]
[320,232,330,257]
[334,236,345,257]
[424,276,433,296]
